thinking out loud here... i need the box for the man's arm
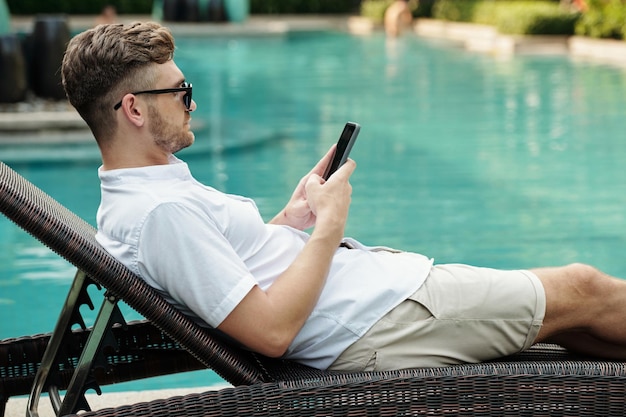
[218,156,355,357]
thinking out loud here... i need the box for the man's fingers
[327,158,356,181]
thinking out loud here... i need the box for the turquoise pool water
[2,31,626,392]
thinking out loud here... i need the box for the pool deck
[5,385,232,417]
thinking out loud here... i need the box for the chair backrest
[0,161,266,386]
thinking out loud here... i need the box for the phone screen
[323,122,360,180]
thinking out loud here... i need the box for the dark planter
[207,0,227,22]
[163,0,200,22]
[0,34,27,103]
[30,14,70,100]
[163,0,180,21]
[163,0,227,22]
[182,0,201,22]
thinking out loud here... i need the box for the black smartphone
[323,122,360,180]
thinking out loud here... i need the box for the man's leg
[532,263,626,359]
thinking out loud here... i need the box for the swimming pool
[2,30,626,392]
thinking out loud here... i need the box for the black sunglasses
[113,82,193,111]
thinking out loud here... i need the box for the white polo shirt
[96,156,433,369]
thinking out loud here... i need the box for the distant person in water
[384,0,413,37]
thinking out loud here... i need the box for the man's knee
[534,263,613,340]
[534,262,613,312]
[561,263,609,297]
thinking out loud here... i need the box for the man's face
[147,60,197,154]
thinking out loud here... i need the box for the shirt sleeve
[137,202,257,327]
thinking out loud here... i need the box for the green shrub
[360,0,393,24]
[432,0,480,22]
[414,0,436,18]
[576,0,626,40]
[478,2,579,35]
[433,0,579,35]
[359,0,430,25]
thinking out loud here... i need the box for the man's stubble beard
[148,104,194,154]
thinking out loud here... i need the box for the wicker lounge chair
[2,160,626,417]
[70,366,626,417]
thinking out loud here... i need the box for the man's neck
[100,141,172,171]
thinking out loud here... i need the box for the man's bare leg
[532,263,626,359]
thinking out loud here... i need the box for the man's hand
[271,145,353,231]
[303,156,355,244]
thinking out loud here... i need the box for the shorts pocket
[406,279,442,319]
[383,297,435,324]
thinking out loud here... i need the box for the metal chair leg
[26,270,125,417]
[57,293,123,416]
[27,270,93,417]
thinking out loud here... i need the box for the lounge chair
[2,159,626,417]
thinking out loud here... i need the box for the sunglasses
[113,82,193,111]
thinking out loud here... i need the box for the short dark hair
[62,21,175,141]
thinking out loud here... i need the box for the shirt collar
[98,155,192,184]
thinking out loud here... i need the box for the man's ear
[119,94,146,127]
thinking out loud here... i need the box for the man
[62,21,626,372]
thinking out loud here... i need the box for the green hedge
[576,0,626,40]
[431,0,479,22]
[481,2,579,35]
[432,0,579,35]
[360,0,392,24]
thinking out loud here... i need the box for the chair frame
[3,160,626,417]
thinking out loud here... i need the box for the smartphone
[323,122,360,180]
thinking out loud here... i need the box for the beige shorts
[329,264,546,371]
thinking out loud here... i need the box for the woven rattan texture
[74,371,626,417]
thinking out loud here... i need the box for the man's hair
[61,22,175,141]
